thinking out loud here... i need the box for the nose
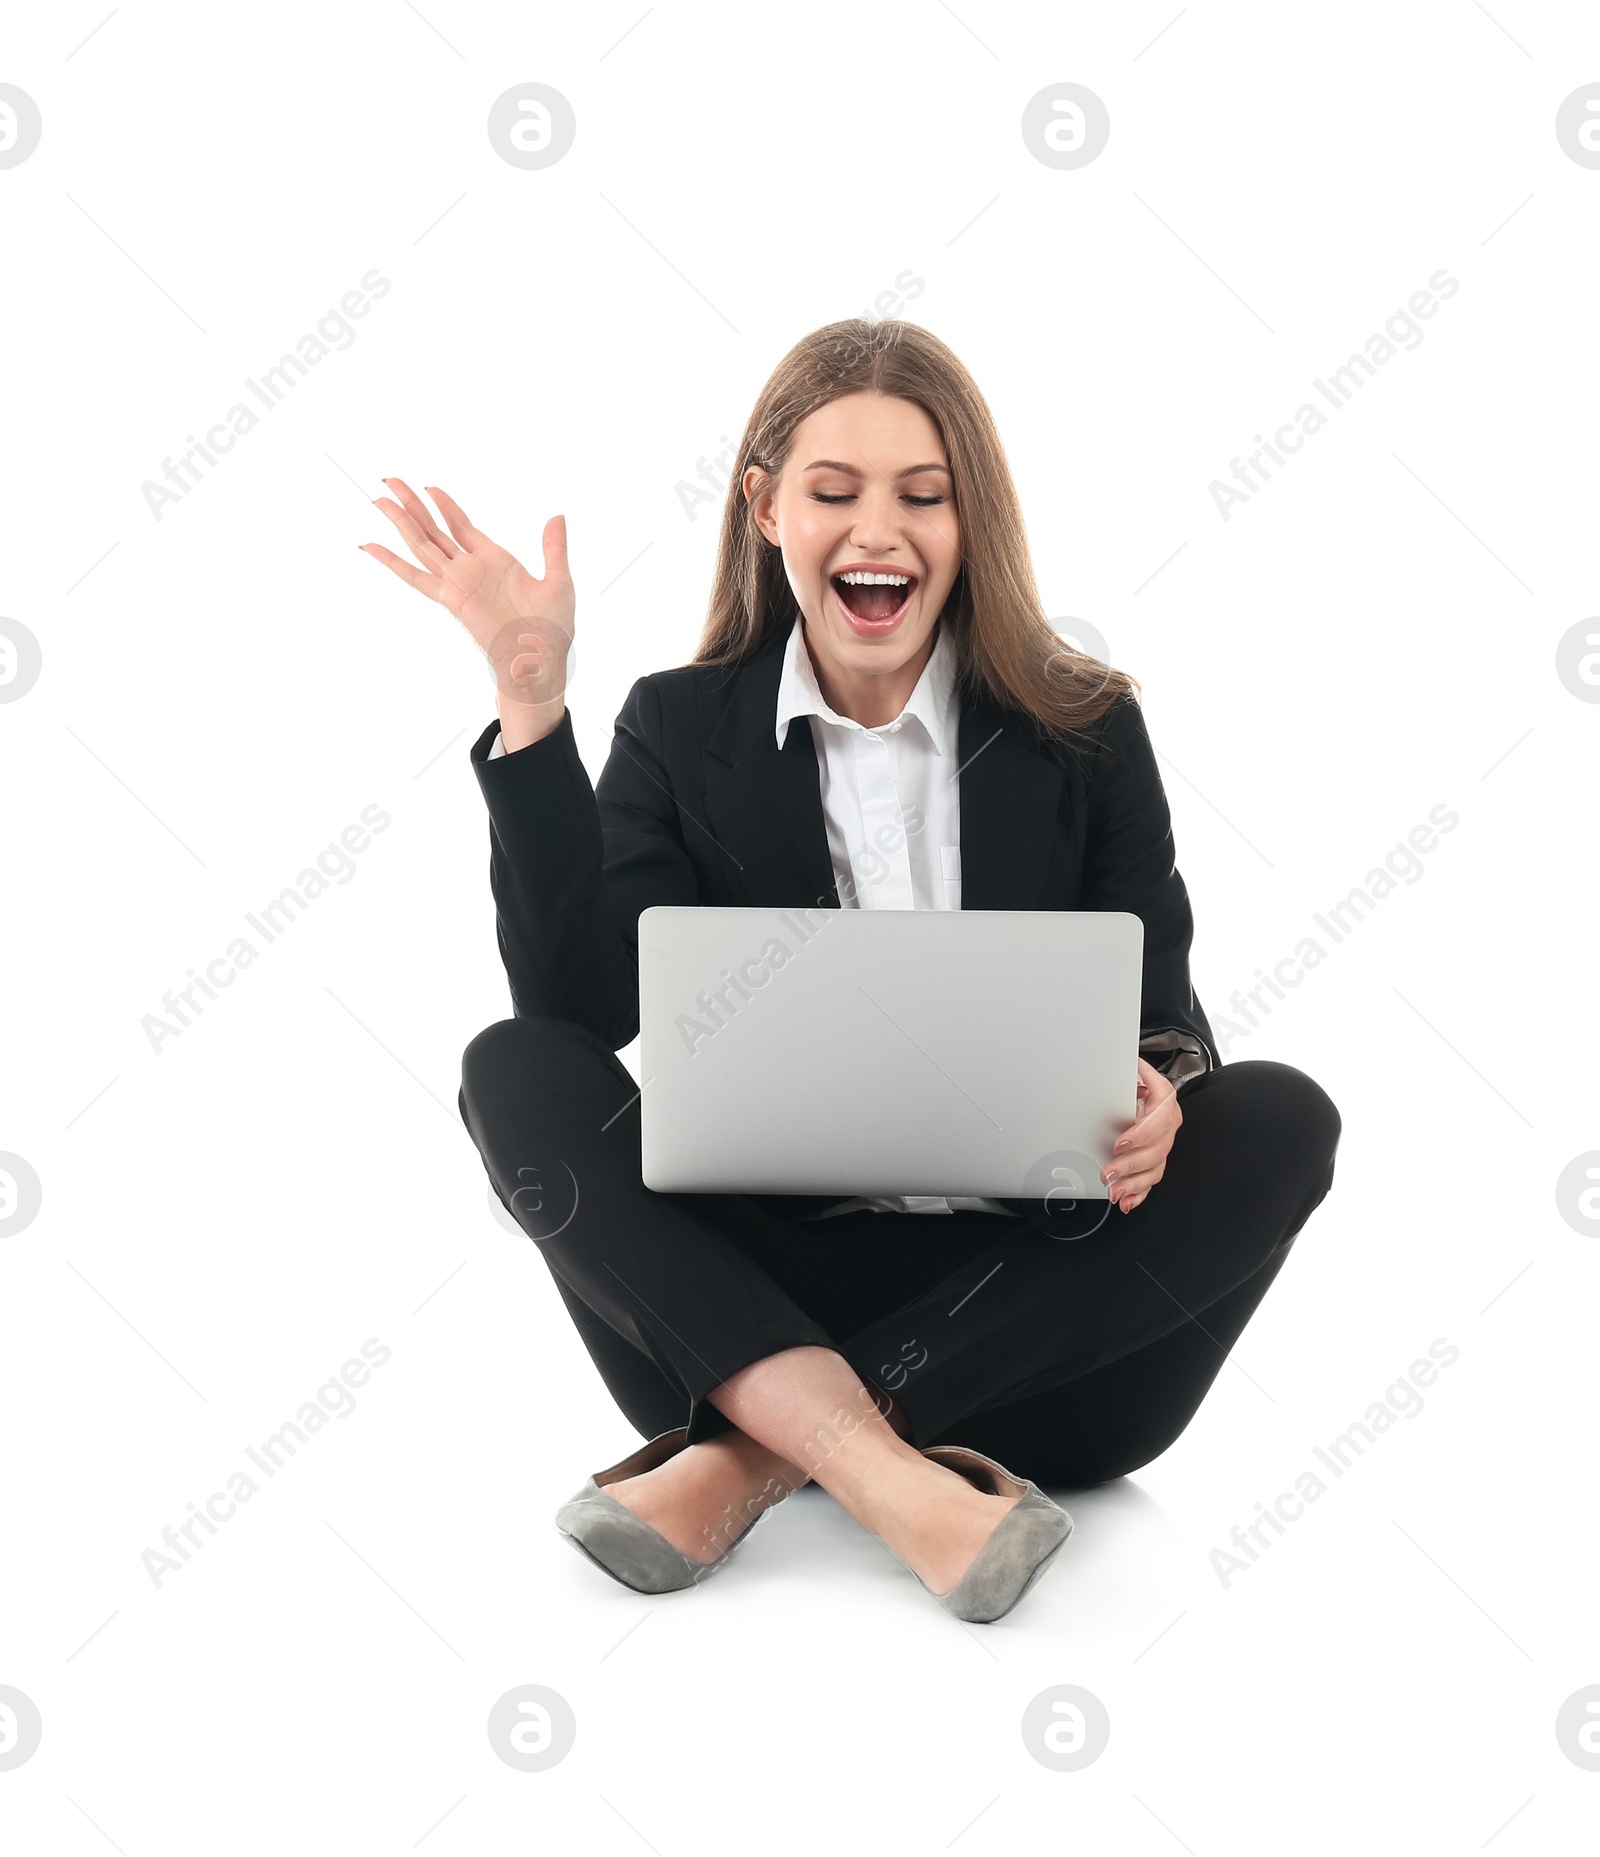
[848,481,905,556]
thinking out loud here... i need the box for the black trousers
[458,1017,1341,1487]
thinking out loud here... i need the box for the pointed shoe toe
[555,1482,709,1594]
[553,1427,761,1596]
[918,1444,1074,1624]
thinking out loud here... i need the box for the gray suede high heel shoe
[891,1444,1074,1624]
[554,1427,765,1594]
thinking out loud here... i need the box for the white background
[2,1,1598,1849]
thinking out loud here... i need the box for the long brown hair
[691,318,1137,747]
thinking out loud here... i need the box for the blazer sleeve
[469,678,699,1048]
[1079,692,1219,1080]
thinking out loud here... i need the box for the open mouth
[830,569,917,628]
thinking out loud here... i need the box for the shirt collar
[774,614,958,754]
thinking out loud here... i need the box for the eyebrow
[801,459,952,477]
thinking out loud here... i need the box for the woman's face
[746,391,962,698]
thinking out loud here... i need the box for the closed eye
[810,493,946,507]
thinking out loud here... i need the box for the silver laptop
[637,905,1144,1199]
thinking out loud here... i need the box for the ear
[743,464,780,548]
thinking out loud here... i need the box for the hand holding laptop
[1102,1059,1182,1215]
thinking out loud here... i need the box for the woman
[361,319,1341,1623]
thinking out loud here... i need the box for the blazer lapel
[702,635,842,910]
[955,687,1066,912]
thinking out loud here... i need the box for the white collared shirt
[774,612,963,913]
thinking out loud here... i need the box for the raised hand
[360,478,574,733]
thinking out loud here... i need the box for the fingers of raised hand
[382,471,464,549]
[359,541,437,599]
[422,484,486,553]
[374,497,454,573]
[380,478,461,558]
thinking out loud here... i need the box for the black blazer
[470,627,1217,1075]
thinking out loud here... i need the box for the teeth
[836,571,911,586]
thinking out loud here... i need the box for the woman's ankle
[693,1429,810,1500]
[803,1406,926,1520]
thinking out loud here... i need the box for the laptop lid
[637,906,1143,1199]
